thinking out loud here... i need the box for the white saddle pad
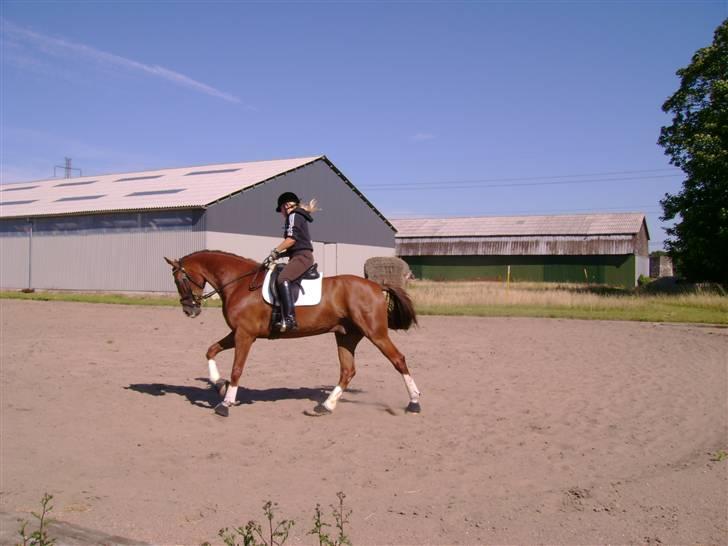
[262,269,323,306]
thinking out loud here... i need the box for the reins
[175,262,266,305]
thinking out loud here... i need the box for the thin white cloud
[411,132,435,142]
[1,18,241,104]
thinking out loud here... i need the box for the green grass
[0,290,223,308]
[0,290,181,307]
[415,301,728,324]
[2,281,726,324]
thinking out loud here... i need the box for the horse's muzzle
[182,304,201,318]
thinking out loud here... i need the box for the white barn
[0,156,395,292]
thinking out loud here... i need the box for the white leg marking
[223,384,238,406]
[323,385,344,411]
[208,359,221,384]
[403,374,420,403]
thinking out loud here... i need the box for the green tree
[658,18,728,283]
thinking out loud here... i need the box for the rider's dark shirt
[284,207,314,254]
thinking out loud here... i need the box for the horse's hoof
[214,380,228,397]
[304,404,332,417]
[405,402,421,414]
[214,403,229,417]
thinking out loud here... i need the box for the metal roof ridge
[1,155,325,185]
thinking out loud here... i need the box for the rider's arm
[275,237,296,254]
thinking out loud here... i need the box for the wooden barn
[392,213,650,287]
[0,156,395,292]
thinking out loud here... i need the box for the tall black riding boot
[276,280,298,332]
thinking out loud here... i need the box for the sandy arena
[1,299,726,545]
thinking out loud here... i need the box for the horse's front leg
[205,331,235,394]
[315,331,363,414]
[214,331,254,417]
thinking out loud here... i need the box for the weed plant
[203,492,352,546]
[308,492,352,546]
[16,493,55,546]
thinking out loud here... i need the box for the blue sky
[1,1,726,250]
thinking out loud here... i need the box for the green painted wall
[403,255,636,287]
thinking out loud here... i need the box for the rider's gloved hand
[262,248,281,267]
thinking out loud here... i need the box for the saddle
[262,263,323,308]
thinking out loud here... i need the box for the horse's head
[164,256,205,318]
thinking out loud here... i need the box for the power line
[389,205,664,217]
[364,168,677,187]
[363,173,681,191]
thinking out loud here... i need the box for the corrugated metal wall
[0,211,204,292]
[28,230,204,291]
[404,255,637,287]
[396,235,638,256]
[0,236,30,288]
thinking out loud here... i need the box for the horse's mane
[182,249,260,265]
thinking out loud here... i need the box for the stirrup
[278,316,298,332]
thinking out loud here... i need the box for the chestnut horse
[164,250,421,417]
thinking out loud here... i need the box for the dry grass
[408,280,728,324]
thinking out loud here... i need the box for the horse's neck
[195,252,256,285]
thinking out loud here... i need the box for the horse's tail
[384,284,418,330]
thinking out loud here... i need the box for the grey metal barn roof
[392,213,648,238]
[0,156,325,219]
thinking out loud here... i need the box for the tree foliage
[658,18,728,283]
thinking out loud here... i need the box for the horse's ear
[164,256,179,268]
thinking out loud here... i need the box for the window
[55,195,105,202]
[115,175,164,182]
[185,168,240,176]
[2,185,38,192]
[1,199,37,205]
[54,180,97,187]
[126,189,185,197]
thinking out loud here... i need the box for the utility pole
[54,157,82,178]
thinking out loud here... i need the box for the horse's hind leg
[318,331,364,413]
[206,331,235,391]
[369,332,422,414]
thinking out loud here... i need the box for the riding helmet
[276,191,300,212]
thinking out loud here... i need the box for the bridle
[172,261,266,308]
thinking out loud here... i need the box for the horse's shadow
[125,379,362,410]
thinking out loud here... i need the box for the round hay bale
[364,256,413,288]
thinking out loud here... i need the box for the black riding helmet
[276,191,300,212]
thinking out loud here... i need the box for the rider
[264,191,317,332]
